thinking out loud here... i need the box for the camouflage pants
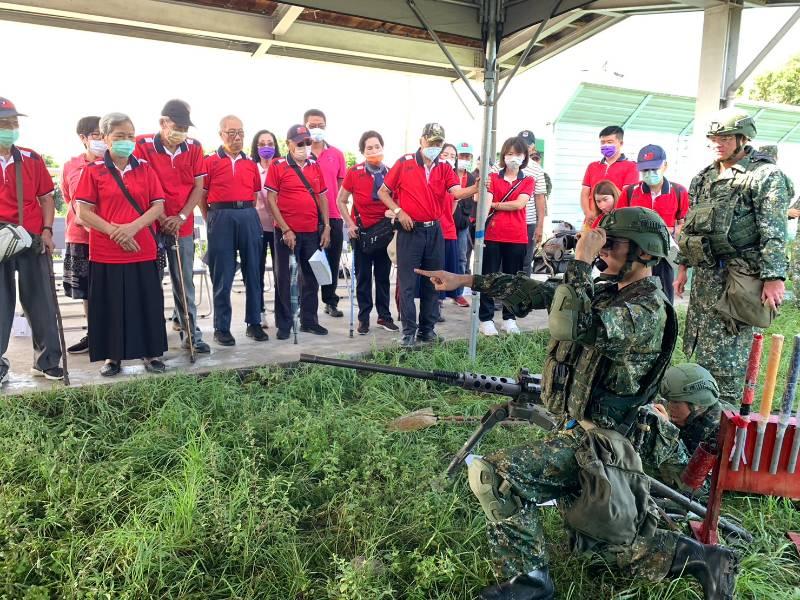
[683,265,755,405]
[790,236,800,306]
[480,428,678,581]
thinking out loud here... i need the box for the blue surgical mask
[642,170,663,187]
[422,146,442,161]
[309,128,326,143]
[111,140,135,158]
[0,128,20,147]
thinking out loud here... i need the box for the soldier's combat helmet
[660,363,720,407]
[706,107,757,139]
[596,207,670,268]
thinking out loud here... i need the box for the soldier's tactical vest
[540,286,677,433]
[678,152,774,268]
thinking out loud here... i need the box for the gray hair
[99,112,134,136]
[219,114,242,130]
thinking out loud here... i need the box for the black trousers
[354,241,392,324]
[321,217,343,307]
[274,229,321,332]
[396,224,444,337]
[479,241,527,322]
[654,259,675,304]
[259,231,276,314]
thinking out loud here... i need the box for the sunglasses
[602,237,629,250]
[295,139,312,147]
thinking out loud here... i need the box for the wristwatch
[392,207,401,215]
[42,226,53,233]
[177,213,188,222]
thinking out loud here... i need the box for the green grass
[1,308,800,598]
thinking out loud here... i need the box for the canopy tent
[3,0,799,358]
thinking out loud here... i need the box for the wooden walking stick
[171,235,196,364]
[46,248,69,386]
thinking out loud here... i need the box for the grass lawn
[1,306,800,599]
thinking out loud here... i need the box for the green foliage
[748,53,800,106]
[1,312,799,598]
[345,151,358,169]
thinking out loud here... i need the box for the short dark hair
[250,129,282,162]
[76,116,101,137]
[303,109,326,124]
[498,136,529,170]
[599,125,624,140]
[358,130,384,154]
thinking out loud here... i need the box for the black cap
[518,130,536,146]
[161,99,194,127]
[287,124,311,143]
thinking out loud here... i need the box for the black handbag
[353,205,395,255]
[107,159,167,270]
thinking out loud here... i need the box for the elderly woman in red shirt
[75,112,168,377]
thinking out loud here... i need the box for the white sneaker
[479,320,499,336]
[502,319,520,334]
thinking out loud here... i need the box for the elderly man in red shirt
[618,144,688,303]
[580,125,639,225]
[61,115,105,355]
[0,97,63,383]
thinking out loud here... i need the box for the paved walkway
[2,267,549,396]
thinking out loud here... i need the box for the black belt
[413,220,439,228]
[208,201,255,210]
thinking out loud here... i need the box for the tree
[747,53,800,106]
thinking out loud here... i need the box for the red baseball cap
[0,97,26,119]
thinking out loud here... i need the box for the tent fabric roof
[556,82,800,143]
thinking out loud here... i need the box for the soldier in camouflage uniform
[789,197,800,306]
[417,207,738,600]
[675,108,794,405]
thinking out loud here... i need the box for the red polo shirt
[74,155,165,264]
[486,171,533,244]
[203,147,261,204]
[0,145,54,235]
[343,162,387,229]
[313,144,346,219]
[617,179,688,229]
[383,150,459,222]
[582,155,639,194]
[134,133,206,238]
[265,155,327,233]
[61,153,93,244]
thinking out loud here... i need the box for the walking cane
[46,248,70,386]
[349,240,356,338]
[289,252,300,345]
[171,235,196,364]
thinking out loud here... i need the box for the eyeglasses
[223,129,245,138]
[295,140,312,147]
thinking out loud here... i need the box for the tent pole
[468,1,498,361]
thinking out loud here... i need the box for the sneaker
[0,359,9,384]
[277,329,291,340]
[453,296,470,308]
[181,338,211,353]
[377,318,399,332]
[30,366,64,380]
[417,331,444,344]
[502,319,521,335]
[357,321,369,335]
[67,336,89,354]
[324,304,344,318]
[213,330,236,346]
[100,361,121,377]
[399,334,416,349]
[479,320,499,336]
[246,324,269,341]
[143,358,167,374]
[300,323,328,335]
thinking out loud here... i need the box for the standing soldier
[789,196,800,306]
[134,99,210,354]
[675,108,794,405]
[418,208,737,600]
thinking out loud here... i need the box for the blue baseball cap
[456,141,473,155]
[637,144,666,170]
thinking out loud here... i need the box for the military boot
[480,569,554,600]
[668,536,739,600]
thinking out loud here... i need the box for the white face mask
[457,159,472,171]
[309,127,326,143]
[293,145,309,161]
[505,155,524,169]
[88,139,107,157]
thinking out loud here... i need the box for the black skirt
[88,260,168,362]
[63,242,90,299]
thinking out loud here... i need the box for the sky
[2,6,800,165]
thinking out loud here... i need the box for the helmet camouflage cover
[597,207,670,260]
[706,107,757,139]
[660,363,720,407]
